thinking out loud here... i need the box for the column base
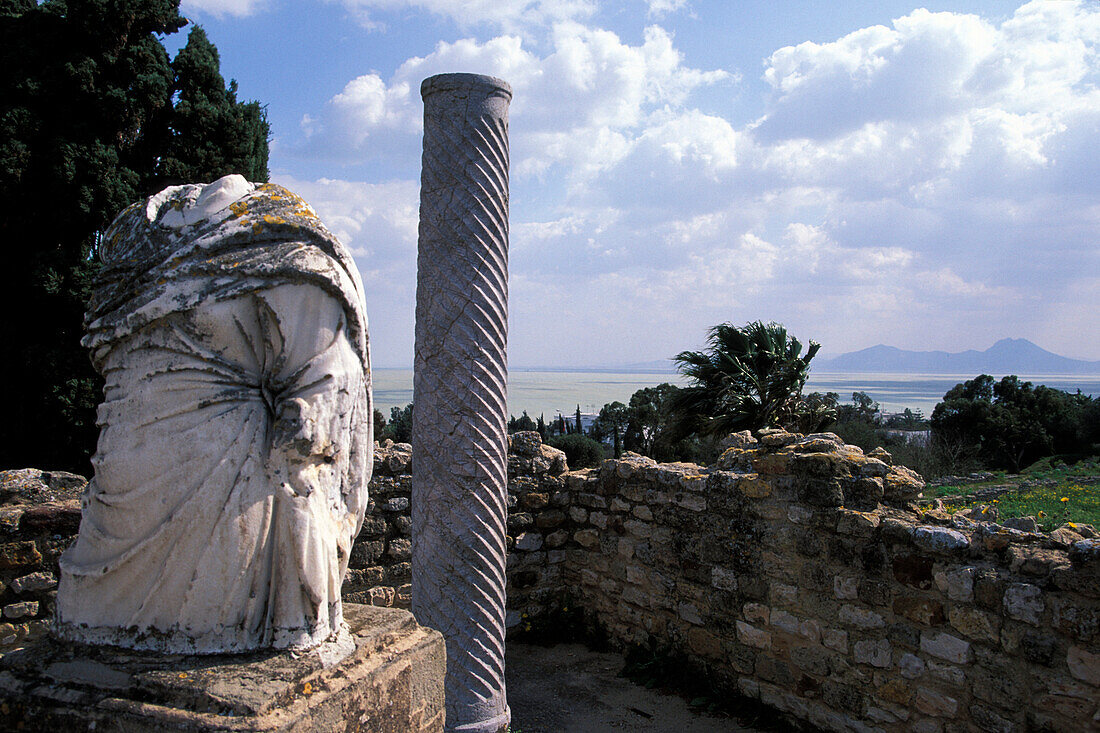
[0,604,445,732]
[450,706,510,733]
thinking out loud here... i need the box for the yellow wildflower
[1061,497,1069,503]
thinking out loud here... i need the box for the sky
[172,0,1100,367]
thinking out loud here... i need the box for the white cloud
[330,0,595,32]
[285,2,1100,364]
[271,175,419,261]
[298,23,729,182]
[181,0,267,18]
[646,0,688,19]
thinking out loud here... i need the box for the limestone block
[913,686,958,717]
[933,566,975,602]
[854,638,892,668]
[822,628,848,653]
[719,430,758,450]
[736,621,771,650]
[573,529,600,548]
[912,526,970,554]
[839,604,885,629]
[711,566,738,591]
[1067,645,1100,687]
[883,464,925,502]
[514,532,543,552]
[10,572,56,594]
[1004,582,1044,625]
[3,601,37,619]
[920,630,972,664]
[0,541,41,570]
[947,606,999,642]
[834,575,859,600]
[899,652,926,679]
[0,605,444,733]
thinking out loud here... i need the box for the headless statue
[55,175,372,654]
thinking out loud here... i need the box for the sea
[372,369,1100,420]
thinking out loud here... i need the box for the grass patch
[925,456,1100,532]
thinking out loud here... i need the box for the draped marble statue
[55,174,372,654]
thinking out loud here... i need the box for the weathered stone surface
[947,605,999,642]
[573,529,599,549]
[899,652,925,679]
[853,638,892,668]
[412,73,513,733]
[2,601,37,619]
[913,526,969,554]
[1066,645,1100,687]
[838,604,885,629]
[9,572,56,594]
[736,621,771,650]
[738,474,771,498]
[0,469,86,506]
[719,430,758,451]
[0,541,41,570]
[920,630,972,664]
[933,566,975,602]
[17,418,1100,733]
[883,464,924,502]
[0,605,444,733]
[822,628,848,653]
[57,175,373,655]
[1004,582,1044,625]
[913,686,958,718]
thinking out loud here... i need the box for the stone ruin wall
[557,432,1100,733]
[3,429,1098,732]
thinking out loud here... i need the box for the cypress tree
[0,2,269,472]
[161,26,269,185]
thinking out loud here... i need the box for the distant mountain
[816,338,1100,375]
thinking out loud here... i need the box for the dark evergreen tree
[384,404,413,443]
[160,26,269,184]
[512,411,537,433]
[0,1,268,472]
[595,401,628,458]
[547,434,606,469]
[931,375,1096,471]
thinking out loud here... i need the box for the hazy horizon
[370,335,1100,371]
[371,368,1100,420]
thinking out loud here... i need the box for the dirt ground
[505,642,767,732]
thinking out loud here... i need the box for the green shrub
[548,434,606,469]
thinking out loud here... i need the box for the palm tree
[668,321,822,437]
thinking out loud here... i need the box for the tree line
[492,321,1099,477]
[0,0,270,472]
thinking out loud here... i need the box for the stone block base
[0,604,444,732]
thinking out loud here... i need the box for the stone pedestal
[0,605,444,732]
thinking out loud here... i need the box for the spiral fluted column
[412,73,512,733]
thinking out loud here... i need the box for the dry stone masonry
[6,428,1098,731]
[367,430,1099,732]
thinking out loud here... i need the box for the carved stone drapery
[56,176,372,655]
